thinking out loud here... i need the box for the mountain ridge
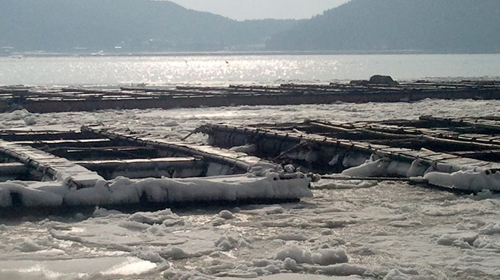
[0,0,299,54]
[2,0,499,55]
[266,0,500,54]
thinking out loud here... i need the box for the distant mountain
[0,0,299,54]
[266,0,500,53]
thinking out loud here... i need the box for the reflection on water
[0,54,499,86]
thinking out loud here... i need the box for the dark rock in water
[350,75,398,86]
[368,75,399,86]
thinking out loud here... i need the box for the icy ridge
[0,166,312,208]
[341,155,500,191]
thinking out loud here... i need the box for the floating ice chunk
[383,269,413,280]
[479,223,500,235]
[283,257,300,272]
[237,238,253,249]
[435,161,471,174]
[314,263,367,277]
[273,233,308,241]
[24,116,37,125]
[132,248,164,263]
[276,246,313,264]
[160,246,189,260]
[251,259,272,267]
[119,221,150,231]
[406,159,428,177]
[242,204,286,215]
[93,207,124,217]
[215,236,239,251]
[205,261,235,274]
[436,233,477,249]
[248,161,281,177]
[472,236,500,249]
[475,189,493,199]
[128,209,180,225]
[423,172,453,189]
[218,210,235,219]
[225,270,258,278]
[163,120,179,127]
[283,164,295,173]
[229,144,256,153]
[312,179,377,190]
[101,257,157,276]
[1,109,34,124]
[341,159,391,177]
[312,249,349,266]
[329,154,340,166]
[388,220,423,228]
[342,153,369,168]
[18,240,44,252]
[275,246,348,266]
[164,268,212,280]
[424,169,500,191]
[382,267,449,280]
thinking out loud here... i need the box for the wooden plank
[75,157,204,170]
[75,157,208,179]
[12,138,113,148]
[0,163,28,181]
[0,131,98,141]
[0,139,104,188]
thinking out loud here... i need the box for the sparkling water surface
[1,54,499,86]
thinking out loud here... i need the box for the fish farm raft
[1,77,500,113]
[1,114,500,214]
[2,76,500,214]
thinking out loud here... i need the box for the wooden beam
[0,139,104,188]
[0,163,28,180]
[74,157,207,179]
[12,138,113,148]
[0,131,98,141]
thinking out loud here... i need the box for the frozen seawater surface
[1,98,500,279]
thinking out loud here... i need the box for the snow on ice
[0,171,312,208]
[1,98,500,279]
[340,155,500,192]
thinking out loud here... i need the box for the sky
[168,0,351,21]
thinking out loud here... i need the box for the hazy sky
[169,0,351,20]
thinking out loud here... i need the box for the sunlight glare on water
[0,54,499,86]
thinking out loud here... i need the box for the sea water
[0,53,499,86]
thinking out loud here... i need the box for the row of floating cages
[196,116,500,192]
[2,78,500,113]
[0,126,312,214]
[2,115,500,215]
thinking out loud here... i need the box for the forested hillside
[0,0,299,54]
[266,0,500,53]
